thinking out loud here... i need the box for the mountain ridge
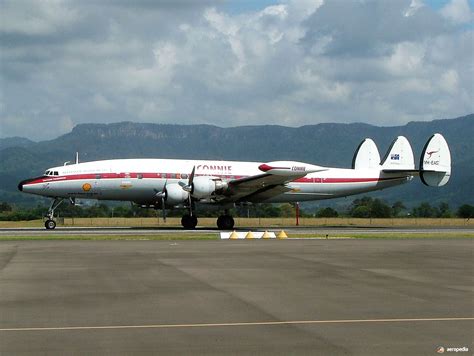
[1,114,472,207]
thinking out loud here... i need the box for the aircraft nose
[18,180,26,192]
[18,176,45,193]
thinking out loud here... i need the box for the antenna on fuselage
[75,152,79,164]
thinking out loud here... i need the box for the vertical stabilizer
[380,136,415,170]
[419,133,451,186]
[352,138,381,169]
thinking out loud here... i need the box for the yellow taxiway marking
[1,317,473,332]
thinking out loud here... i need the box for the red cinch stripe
[23,173,245,185]
[23,173,406,186]
[293,177,405,183]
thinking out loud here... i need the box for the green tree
[351,205,370,218]
[457,204,474,219]
[437,202,452,218]
[316,207,339,218]
[0,202,12,212]
[391,201,406,217]
[412,202,438,218]
[349,196,392,218]
[370,199,392,218]
[279,203,296,218]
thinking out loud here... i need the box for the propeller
[179,166,195,193]
[178,166,195,216]
[154,180,167,222]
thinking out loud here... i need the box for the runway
[1,225,473,237]
[1,239,472,355]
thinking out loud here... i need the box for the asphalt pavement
[0,239,473,355]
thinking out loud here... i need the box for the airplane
[18,133,451,230]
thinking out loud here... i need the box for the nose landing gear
[44,198,64,230]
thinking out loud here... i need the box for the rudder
[380,136,415,171]
[419,133,451,186]
[352,138,381,169]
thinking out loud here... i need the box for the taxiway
[1,239,473,355]
[0,226,473,236]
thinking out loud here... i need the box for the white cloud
[0,0,79,36]
[385,42,426,76]
[404,0,425,17]
[439,69,460,93]
[441,0,473,24]
[0,0,472,140]
[92,94,113,111]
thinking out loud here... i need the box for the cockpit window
[54,171,59,175]
[45,171,50,175]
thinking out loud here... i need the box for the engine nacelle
[166,183,189,205]
[192,176,228,199]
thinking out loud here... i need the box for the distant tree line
[314,197,474,219]
[0,199,473,221]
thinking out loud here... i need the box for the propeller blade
[162,196,166,222]
[154,181,167,222]
[179,166,196,193]
[189,166,195,185]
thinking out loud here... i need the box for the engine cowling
[192,176,228,199]
[166,183,189,205]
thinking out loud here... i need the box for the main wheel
[217,215,234,230]
[45,219,56,230]
[181,214,198,229]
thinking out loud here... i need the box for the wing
[224,173,301,203]
[219,161,327,203]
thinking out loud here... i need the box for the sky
[0,0,473,141]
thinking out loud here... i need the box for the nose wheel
[45,219,57,230]
[44,198,64,230]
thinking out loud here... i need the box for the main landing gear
[217,215,234,230]
[181,214,198,229]
[179,209,235,230]
[181,199,198,229]
[217,209,234,230]
[44,197,64,230]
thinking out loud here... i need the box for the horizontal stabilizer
[352,138,381,169]
[380,136,415,171]
[258,161,327,176]
[419,133,451,186]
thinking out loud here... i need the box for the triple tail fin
[380,136,415,171]
[352,138,381,169]
[379,134,451,187]
[351,134,451,187]
[419,133,451,187]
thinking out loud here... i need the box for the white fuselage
[20,158,411,205]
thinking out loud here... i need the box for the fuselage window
[137,173,143,179]
[95,174,102,179]
[181,173,188,179]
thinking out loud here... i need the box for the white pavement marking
[1,317,473,332]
